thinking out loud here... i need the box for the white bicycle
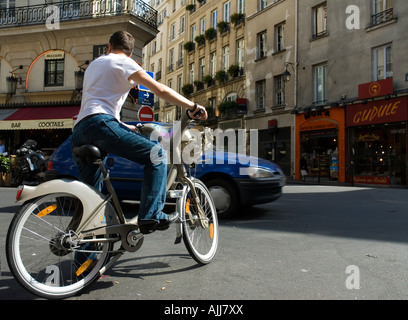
[6,113,218,299]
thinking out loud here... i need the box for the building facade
[245,0,297,177]
[0,0,158,156]
[295,0,408,186]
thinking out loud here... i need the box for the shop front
[295,107,346,182]
[0,105,79,155]
[346,96,407,186]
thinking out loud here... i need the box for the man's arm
[129,70,207,120]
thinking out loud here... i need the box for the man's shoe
[156,213,178,231]
[138,213,178,234]
[138,219,158,234]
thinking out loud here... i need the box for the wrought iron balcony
[0,0,157,29]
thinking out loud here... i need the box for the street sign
[138,71,154,92]
[138,106,154,122]
[138,90,154,107]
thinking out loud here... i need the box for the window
[189,62,195,83]
[314,64,328,104]
[275,22,285,52]
[180,15,185,34]
[257,31,267,59]
[170,23,176,41]
[259,0,267,11]
[222,45,229,71]
[211,10,218,29]
[168,49,174,72]
[236,38,245,68]
[223,1,231,23]
[237,0,245,14]
[44,59,64,87]
[274,75,285,106]
[256,80,266,110]
[1,0,15,17]
[178,42,184,67]
[177,75,183,93]
[210,52,217,76]
[200,17,206,35]
[373,44,392,80]
[199,57,205,80]
[313,3,327,39]
[372,0,393,25]
[190,24,196,42]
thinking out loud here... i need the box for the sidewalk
[285,177,407,189]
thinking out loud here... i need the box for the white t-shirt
[75,53,142,125]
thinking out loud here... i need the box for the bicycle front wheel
[182,179,218,264]
[6,193,112,299]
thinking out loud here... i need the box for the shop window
[350,123,406,185]
[44,59,64,87]
[373,44,393,81]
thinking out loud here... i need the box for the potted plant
[228,64,241,78]
[194,34,206,46]
[217,21,230,34]
[184,41,195,52]
[203,75,214,87]
[0,155,11,187]
[215,70,228,83]
[205,28,217,41]
[186,4,195,12]
[182,83,194,96]
[218,101,237,116]
[230,13,245,26]
[193,80,204,91]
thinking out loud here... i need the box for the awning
[0,106,80,130]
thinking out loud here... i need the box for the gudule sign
[346,97,408,127]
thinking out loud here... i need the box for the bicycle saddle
[72,145,102,164]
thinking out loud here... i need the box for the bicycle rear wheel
[182,179,218,264]
[6,193,112,299]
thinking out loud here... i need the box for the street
[0,184,408,300]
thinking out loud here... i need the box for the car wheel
[205,179,239,219]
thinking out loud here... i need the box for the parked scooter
[12,140,47,186]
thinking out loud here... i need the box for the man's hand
[188,104,208,120]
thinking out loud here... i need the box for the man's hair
[109,31,135,56]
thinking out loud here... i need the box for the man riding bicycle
[71,31,207,234]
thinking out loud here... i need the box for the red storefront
[347,79,408,186]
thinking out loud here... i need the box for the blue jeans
[70,114,168,221]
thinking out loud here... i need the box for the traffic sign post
[138,106,154,122]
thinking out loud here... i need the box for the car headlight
[246,167,275,179]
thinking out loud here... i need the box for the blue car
[45,123,285,218]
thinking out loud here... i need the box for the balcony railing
[371,8,394,26]
[0,0,157,29]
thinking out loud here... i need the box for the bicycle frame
[15,114,208,254]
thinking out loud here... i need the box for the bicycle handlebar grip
[186,108,205,120]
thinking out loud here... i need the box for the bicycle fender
[16,179,120,230]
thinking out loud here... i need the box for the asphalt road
[1,184,408,302]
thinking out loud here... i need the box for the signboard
[358,78,393,100]
[346,97,407,127]
[45,50,65,60]
[138,90,154,107]
[0,119,75,130]
[138,71,154,92]
[138,106,154,122]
